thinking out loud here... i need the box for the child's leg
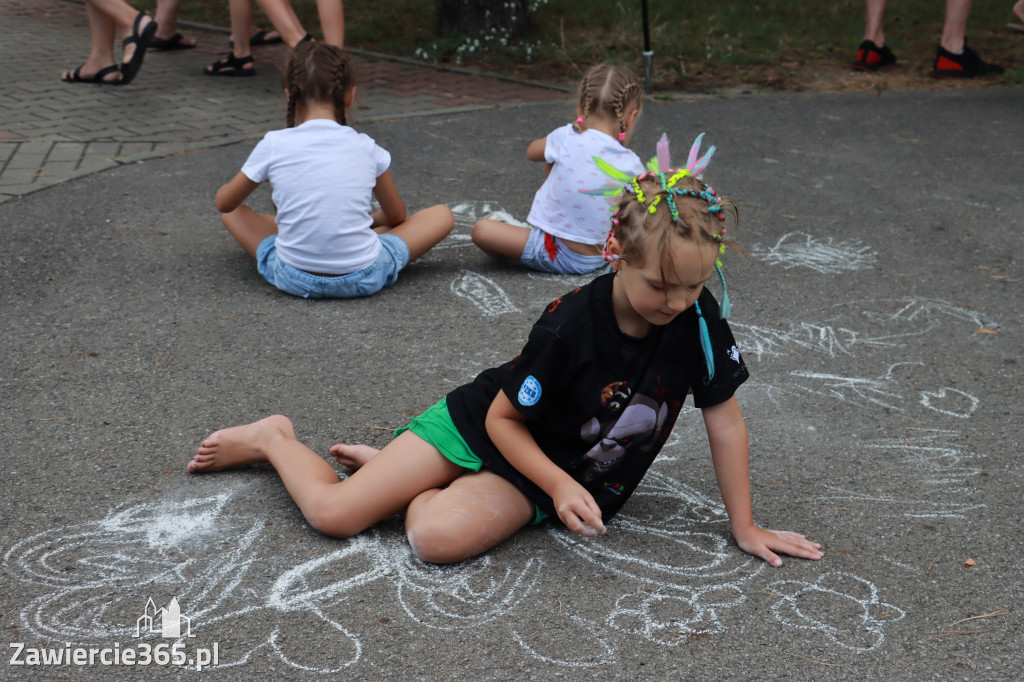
[188,418,464,538]
[471,219,531,259]
[404,469,535,564]
[382,205,454,262]
[221,205,278,258]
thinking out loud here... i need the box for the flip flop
[151,33,197,51]
[62,64,122,85]
[230,29,283,48]
[1008,22,1024,33]
[120,12,157,85]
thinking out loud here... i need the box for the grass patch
[157,0,1022,91]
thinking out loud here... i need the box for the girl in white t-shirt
[471,63,645,274]
[215,42,453,299]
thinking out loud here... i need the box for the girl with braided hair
[215,42,453,298]
[472,63,646,274]
[190,134,824,569]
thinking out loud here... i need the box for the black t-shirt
[446,273,749,522]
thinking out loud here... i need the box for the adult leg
[63,1,122,82]
[153,0,197,47]
[205,0,256,75]
[254,0,309,46]
[863,0,889,45]
[230,0,254,59]
[1015,0,1024,23]
[940,0,973,53]
[386,205,455,262]
[87,0,154,66]
[471,219,531,259]
[316,0,345,47]
[405,469,535,564]
[221,205,278,257]
[189,420,466,538]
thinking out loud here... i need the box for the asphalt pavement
[2,1,1023,679]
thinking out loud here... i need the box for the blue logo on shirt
[518,376,542,406]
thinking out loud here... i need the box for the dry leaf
[964,558,976,567]
[976,328,998,336]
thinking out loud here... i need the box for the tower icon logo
[134,597,194,638]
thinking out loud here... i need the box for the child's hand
[552,480,606,537]
[733,525,824,567]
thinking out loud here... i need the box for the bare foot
[187,415,292,473]
[1015,0,1024,23]
[329,443,379,471]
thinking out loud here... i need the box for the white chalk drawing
[785,364,915,412]
[843,297,992,329]
[750,232,877,273]
[864,429,987,487]
[525,271,597,288]
[767,572,905,651]
[437,201,530,251]
[781,364,979,419]
[450,200,519,230]
[392,553,542,629]
[734,297,994,362]
[450,271,520,316]
[2,490,548,673]
[813,485,985,519]
[510,614,617,668]
[919,387,980,419]
[733,321,920,362]
[606,586,745,644]
[5,469,801,673]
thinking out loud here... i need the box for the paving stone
[0,0,566,198]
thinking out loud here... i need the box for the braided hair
[613,172,738,267]
[283,41,355,128]
[572,63,643,139]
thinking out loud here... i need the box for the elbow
[214,190,233,214]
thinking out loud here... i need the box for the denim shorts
[396,398,546,525]
[256,232,410,299]
[520,228,606,275]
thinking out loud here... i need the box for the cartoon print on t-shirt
[579,381,669,482]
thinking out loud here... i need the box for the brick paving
[0,0,569,200]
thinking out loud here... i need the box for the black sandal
[203,52,255,77]
[151,33,197,51]
[62,64,122,85]
[120,12,157,85]
[230,28,283,48]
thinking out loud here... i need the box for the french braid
[573,64,643,136]
[282,41,355,128]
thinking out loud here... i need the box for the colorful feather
[686,133,704,174]
[593,156,633,183]
[695,301,716,382]
[656,133,671,173]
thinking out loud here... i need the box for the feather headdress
[582,133,732,382]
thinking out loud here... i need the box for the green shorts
[396,398,546,525]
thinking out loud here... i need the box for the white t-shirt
[525,124,644,245]
[241,119,391,274]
